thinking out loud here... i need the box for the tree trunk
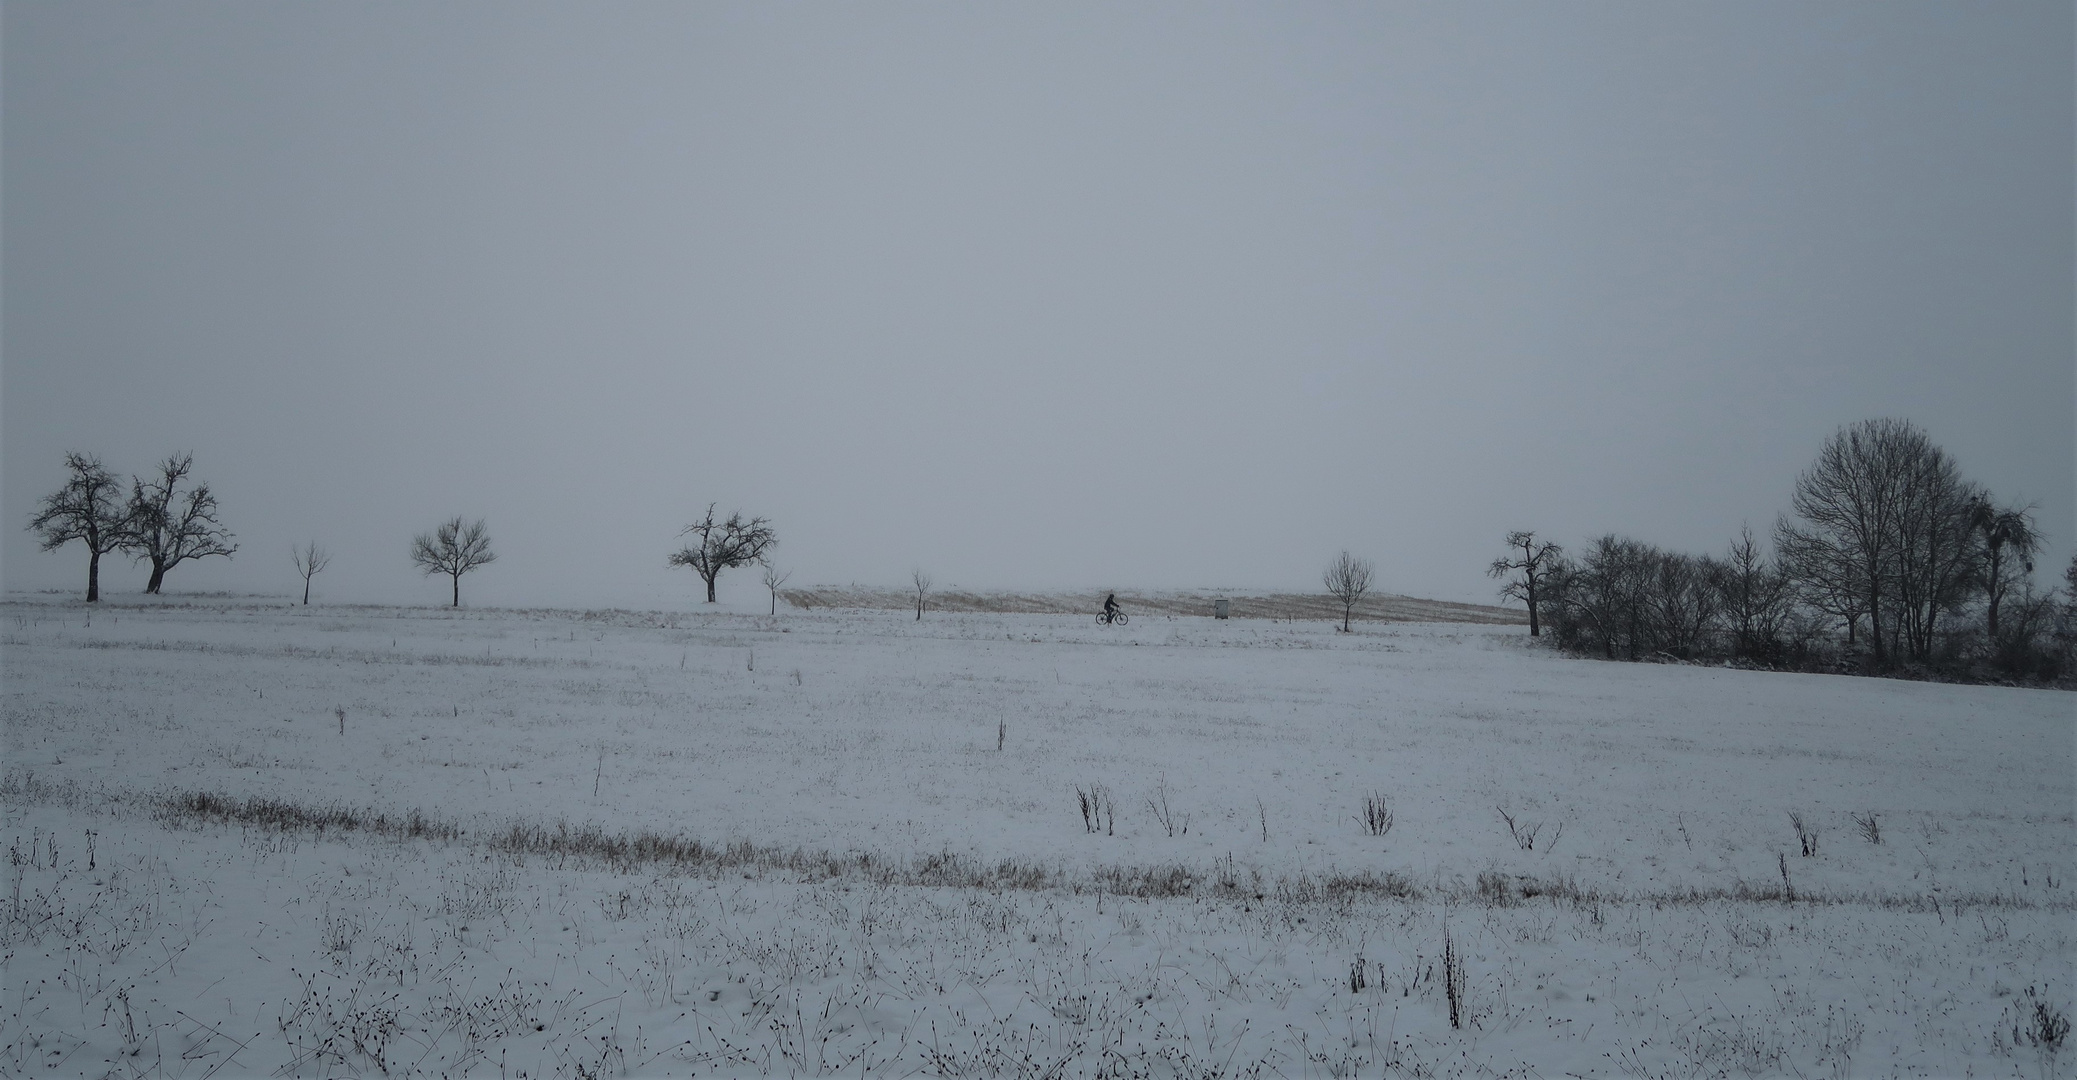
[770,591,777,616]
[87,551,101,602]
[451,573,460,607]
[1341,605,1351,633]
[145,558,167,594]
[303,577,312,605]
[1865,584,1885,666]
[1985,546,2004,639]
[705,574,718,603]
[1526,580,1539,636]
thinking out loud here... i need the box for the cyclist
[1102,592,1121,623]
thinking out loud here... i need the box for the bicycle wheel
[1113,612,1128,626]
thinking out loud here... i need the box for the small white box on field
[1214,599,1230,619]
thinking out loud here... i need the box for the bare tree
[1778,422,1907,664]
[761,563,792,616]
[1322,550,1374,632]
[1970,499,2038,640]
[1986,579,2060,675]
[124,453,236,594]
[668,504,776,602]
[1553,534,1655,659]
[1777,510,1867,644]
[1778,420,1968,667]
[1488,531,1562,636]
[411,517,496,607]
[1889,444,1984,663]
[1717,525,1794,662]
[28,453,130,602]
[2063,553,2077,626]
[292,541,331,605]
[1648,550,1723,659]
[911,568,933,621]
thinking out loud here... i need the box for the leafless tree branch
[411,517,496,607]
[912,568,933,621]
[292,541,331,606]
[1323,550,1374,632]
[28,452,129,601]
[668,504,777,602]
[1488,530,1561,637]
[124,453,237,594]
[761,562,792,616]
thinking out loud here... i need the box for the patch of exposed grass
[17,778,2066,914]
[155,790,463,842]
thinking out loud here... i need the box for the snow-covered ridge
[780,585,1526,623]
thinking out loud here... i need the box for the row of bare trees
[34,452,789,610]
[407,506,786,609]
[1491,419,2071,680]
[27,451,494,607]
[1511,529,1810,666]
[29,453,237,601]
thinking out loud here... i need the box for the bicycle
[1096,610,1129,626]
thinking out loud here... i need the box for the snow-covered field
[4,595,2071,1077]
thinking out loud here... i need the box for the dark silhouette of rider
[1103,592,1120,621]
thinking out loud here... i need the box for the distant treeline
[778,586,1523,624]
[1494,419,2073,685]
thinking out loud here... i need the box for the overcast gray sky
[5,2,2070,610]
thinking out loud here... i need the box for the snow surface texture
[3,595,2071,1077]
